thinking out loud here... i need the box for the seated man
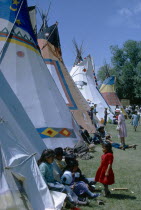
[79,126,92,144]
[93,126,108,144]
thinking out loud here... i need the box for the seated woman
[38,149,66,192]
[61,159,100,199]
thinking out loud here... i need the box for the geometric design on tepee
[59,128,71,137]
[41,127,58,137]
[16,51,25,57]
[37,127,76,139]
[44,58,77,110]
[100,76,122,106]
[0,31,39,54]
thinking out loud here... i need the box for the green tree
[97,40,141,104]
[109,40,141,104]
[97,63,114,82]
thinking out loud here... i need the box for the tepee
[70,50,113,121]
[28,5,37,36]
[0,71,66,210]
[37,15,95,133]
[0,0,81,149]
[100,76,122,112]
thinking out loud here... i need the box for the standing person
[131,111,140,131]
[104,108,108,126]
[93,104,98,115]
[90,106,94,123]
[95,141,114,197]
[117,111,127,148]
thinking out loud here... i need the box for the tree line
[97,40,141,104]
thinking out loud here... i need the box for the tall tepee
[0,71,66,210]
[70,48,113,121]
[0,0,81,149]
[37,16,95,133]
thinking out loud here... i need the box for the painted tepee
[100,76,122,112]
[28,5,37,35]
[0,0,81,149]
[37,16,95,133]
[0,71,66,210]
[70,52,113,121]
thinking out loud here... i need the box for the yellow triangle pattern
[41,128,58,137]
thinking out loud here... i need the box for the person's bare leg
[120,137,125,145]
[103,184,110,196]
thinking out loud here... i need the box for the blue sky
[28,0,141,73]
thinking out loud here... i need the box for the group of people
[37,147,101,207]
[88,104,110,127]
[37,141,115,208]
[37,104,139,208]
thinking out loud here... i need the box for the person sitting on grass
[38,149,80,206]
[65,154,96,187]
[61,159,100,199]
[93,126,109,144]
[53,147,66,177]
[38,149,66,193]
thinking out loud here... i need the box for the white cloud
[118,8,132,17]
[134,3,141,14]
[108,3,141,29]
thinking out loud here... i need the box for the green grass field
[78,119,141,210]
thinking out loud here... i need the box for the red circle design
[17,51,25,57]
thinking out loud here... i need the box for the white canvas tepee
[70,54,113,121]
[0,71,66,210]
[0,0,80,149]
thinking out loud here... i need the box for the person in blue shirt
[38,149,66,192]
[38,149,87,206]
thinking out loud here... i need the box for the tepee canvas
[0,0,80,149]
[37,18,95,133]
[100,76,122,112]
[70,54,113,121]
[0,71,66,210]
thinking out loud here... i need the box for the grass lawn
[78,119,141,210]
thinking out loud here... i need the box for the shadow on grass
[108,193,136,200]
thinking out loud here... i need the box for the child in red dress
[95,141,115,196]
